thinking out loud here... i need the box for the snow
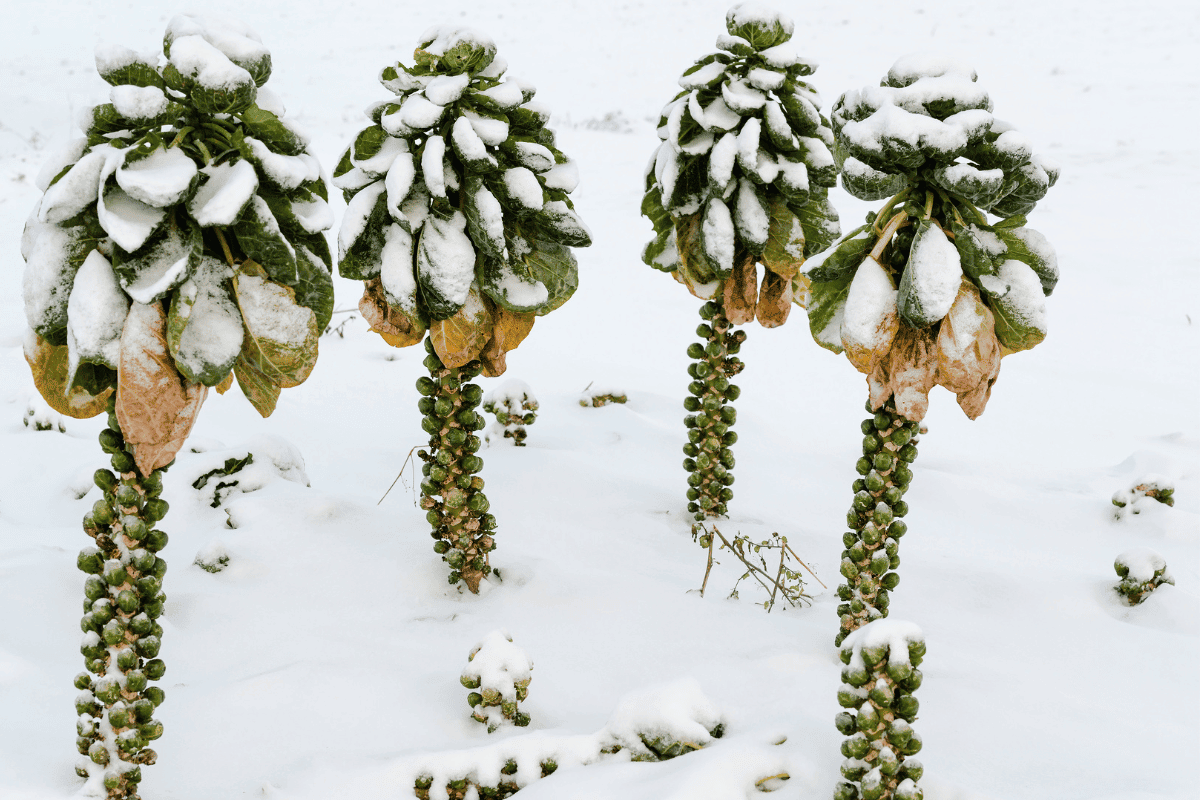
[981,259,1046,331]
[97,182,167,254]
[166,13,269,69]
[246,137,320,189]
[886,54,977,87]
[512,141,555,172]
[725,2,793,36]
[173,256,243,377]
[747,68,784,91]
[418,210,476,307]
[338,180,385,260]
[418,25,496,58]
[699,96,741,132]
[120,230,191,305]
[168,34,253,91]
[37,147,108,224]
[94,42,158,76]
[465,109,510,146]
[479,80,524,110]
[707,132,737,192]
[422,135,447,198]
[503,167,544,212]
[490,260,549,310]
[542,160,579,192]
[473,183,506,255]
[237,273,311,346]
[721,78,766,113]
[109,84,168,121]
[384,151,416,221]
[66,250,129,374]
[461,630,533,700]
[115,146,198,208]
[904,222,962,323]
[2,5,1198,800]
[188,159,260,227]
[291,197,333,235]
[734,179,768,245]
[379,223,417,310]
[841,254,897,357]
[701,197,734,273]
[425,73,471,106]
[679,61,725,90]
[399,93,447,131]
[451,116,491,163]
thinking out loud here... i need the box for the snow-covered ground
[1,1,1196,799]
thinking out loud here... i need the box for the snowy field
[1,1,1197,799]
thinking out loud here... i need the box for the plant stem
[683,297,744,530]
[416,341,494,593]
[834,399,919,646]
[75,397,168,798]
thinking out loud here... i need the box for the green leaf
[464,176,506,261]
[98,55,165,89]
[23,220,103,346]
[337,183,389,281]
[294,245,335,332]
[841,158,907,202]
[480,252,548,313]
[642,227,679,272]
[791,190,840,258]
[524,241,578,315]
[112,217,201,304]
[352,125,389,164]
[931,164,1005,208]
[993,227,1058,295]
[233,195,298,285]
[803,224,872,282]
[529,203,592,248]
[238,105,305,157]
[897,219,962,328]
[71,363,118,399]
[949,219,996,284]
[725,5,793,49]
[190,77,257,117]
[806,271,854,354]
[82,104,130,140]
[414,31,496,75]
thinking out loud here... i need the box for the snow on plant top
[640,3,840,319]
[335,25,592,377]
[1114,548,1172,584]
[461,630,533,698]
[801,55,1061,422]
[21,13,334,472]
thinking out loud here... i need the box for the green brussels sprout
[94,469,118,492]
[856,458,872,476]
[834,781,861,800]
[93,500,116,526]
[144,685,165,707]
[99,429,123,453]
[837,687,864,708]
[145,529,168,552]
[116,649,138,671]
[895,695,919,720]
[111,451,135,473]
[136,635,161,659]
[77,550,104,575]
[144,659,166,681]
[89,740,110,764]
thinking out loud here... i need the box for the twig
[699,532,715,597]
[378,445,422,506]
[755,773,791,787]
[783,542,826,589]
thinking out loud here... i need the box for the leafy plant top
[641,3,841,324]
[22,13,334,471]
[803,56,1060,421]
[335,26,591,376]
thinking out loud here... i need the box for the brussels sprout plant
[802,57,1059,645]
[1114,549,1175,605]
[483,379,538,446]
[459,630,533,732]
[21,15,333,797]
[335,27,591,592]
[834,620,926,800]
[640,4,841,531]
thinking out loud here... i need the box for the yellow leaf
[480,299,536,377]
[429,286,493,368]
[24,334,112,419]
[675,214,721,300]
[359,277,426,348]
[234,352,281,417]
[214,371,234,395]
[234,272,319,389]
[116,302,208,474]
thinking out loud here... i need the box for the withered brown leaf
[25,334,112,419]
[755,268,793,328]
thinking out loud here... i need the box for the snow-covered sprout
[834,620,926,800]
[21,15,333,798]
[579,386,627,407]
[639,3,841,531]
[336,26,591,592]
[460,631,533,732]
[1112,477,1175,518]
[805,55,1060,422]
[1114,549,1175,605]
[811,57,1059,645]
[483,379,538,446]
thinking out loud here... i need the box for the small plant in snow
[640,4,841,533]
[579,384,627,407]
[834,620,926,800]
[802,56,1059,646]
[461,630,533,731]
[24,396,65,432]
[22,14,334,797]
[335,27,591,593]
[1112,476,1174,518]
[1114,549,1175,605]
[483,379,537,446]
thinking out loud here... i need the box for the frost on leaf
[116,301,208,474]
[167,255,244,386]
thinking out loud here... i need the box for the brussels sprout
[136,635,161,658]
[88,740,110,765]
[93,500,116,526]
[145,529,168,552]
[111,451,135,473]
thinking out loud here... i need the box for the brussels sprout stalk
[416,341,495,592]
[75,396,168,799]
[835,401,918,645]
[683,298,744,531]
[834,620,926,800]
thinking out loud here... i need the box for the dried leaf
[755,268,792,328]
[430,286,493,368]
[214,371,234,395]
[723,252,758,325]
[24,333,112,419]
[480,300,536,377]
[675,213,720,299]
[867,323,938,422]
[359,277,426,347]
[762,193,805,279]
[116,302,208,474]
[936,279,1002,420]
[234,269,319,389]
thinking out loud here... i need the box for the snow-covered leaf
[417,211,476,320]
[66,251,130,379]
[897,219,963,328]
[233,195,297,285]
[935,279,1001,419]
[116,144,198,208]
[762,193,808,279]
[806,270,853,354]
[233,268,319,389]
[980,259,1047,353]
[358,277,426,348]
[841,254,899,374]
[167,255,243,386]
[113,218,199,304]
[188,159,259,227]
